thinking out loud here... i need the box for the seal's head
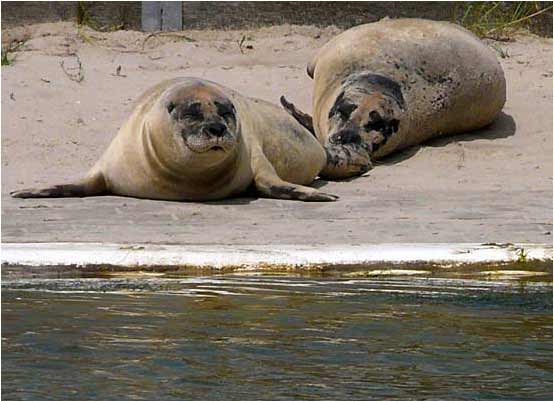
[327,73,405,153]
[156,81,239,161]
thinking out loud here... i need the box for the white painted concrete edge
[1,242,552,269]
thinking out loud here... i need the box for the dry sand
[1,22,552,245]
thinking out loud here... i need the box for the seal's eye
[215,101,235,121]
[181,102,203,120]
[167,102,176,114]
[337,103,357,120]
[329,98,357,121]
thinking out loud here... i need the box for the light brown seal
[282,18,506,179]
[11,78,337,202]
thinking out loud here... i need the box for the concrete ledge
[1,242,551,270]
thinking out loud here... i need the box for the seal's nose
[206,122,227,137]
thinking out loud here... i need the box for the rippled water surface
[2,274,552,400]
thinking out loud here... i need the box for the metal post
[141,2,161,32]
[142,1,182,32]
[161,1,182,31]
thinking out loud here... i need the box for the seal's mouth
[183,135,236,154]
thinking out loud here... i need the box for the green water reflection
[2,275,552,400]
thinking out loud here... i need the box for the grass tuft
[1,40,26,66]
[457,1,553,39]
[1,51,12,66]
[77,1,100,30]
[76,1,124,34]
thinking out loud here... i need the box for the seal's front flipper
[320,143,373,180]
[11,172,107,198]
[260,182,339,202]
[280,96,315,136]
[252,151,338,202]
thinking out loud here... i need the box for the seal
[282,18,506,179]
[11,78,338,202]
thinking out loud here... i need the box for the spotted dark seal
[282,18,506,179]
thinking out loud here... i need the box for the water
[2,274,552,400]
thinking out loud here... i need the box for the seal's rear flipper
[11,172,107,198]
[279,96,315,137]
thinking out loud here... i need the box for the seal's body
[283,18,506,179]
[12,78,337,202]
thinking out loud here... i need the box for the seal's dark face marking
[328,92,357,121]
[166,84,238,154]
[327,73,405,154]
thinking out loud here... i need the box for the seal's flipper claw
[262,183,338,202]
[11,188,54,198]
[10,173,107,199]
[303,191,339,202]
[11,184,88,198]
[280,96,315,136]
[253,165,338,202]
[251,142,333,202]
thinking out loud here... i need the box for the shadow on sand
[179,112,516,200]
[378,111,516,166]
[203,186,259,205]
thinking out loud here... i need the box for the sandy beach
[1,22,552,246]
